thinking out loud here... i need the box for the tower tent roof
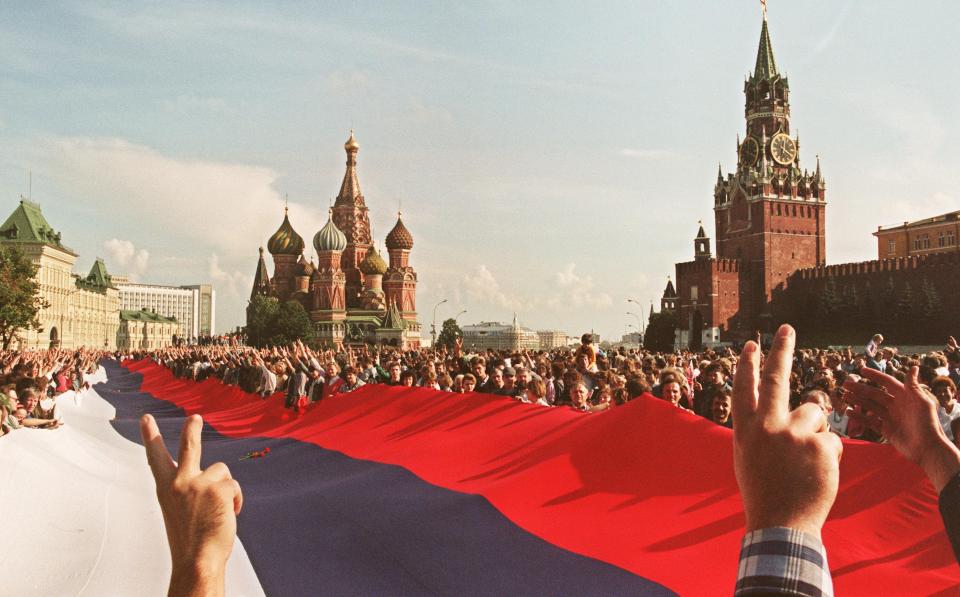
[0,199,72,252]
[663,277,677,298]
[336,131,363,207]
[696,222,708,239]
[250,247,271,300]
[85,258,114,288]
[754,17,779,80]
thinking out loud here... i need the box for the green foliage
[435,318,462,351]
[246,297,314,347]
[645,310,678,353]
[0,244,47,349]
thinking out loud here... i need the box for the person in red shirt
[320,361,344,401]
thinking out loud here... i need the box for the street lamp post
[627,298,645,335]
[626,311,642,344]
[431,298,448,348]
[454,309,467,321]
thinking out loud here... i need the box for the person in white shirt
[933,376,960,442]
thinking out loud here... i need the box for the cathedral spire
[336,130,363,207]
[250,246,270,300]
[754,14,778,80]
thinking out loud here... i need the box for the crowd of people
[136,325,960,596]
[0,348,101,439]
[147,332,960,446]
[4,328,960,595]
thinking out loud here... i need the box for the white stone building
[536,330,569,350]
[461,315,540,351]
[0,199,120,349]
[117,309,179,350]
[115,282,215,340]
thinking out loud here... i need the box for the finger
[790,403,829,434]
[140,414,176,485]
[204,461,233,483]
[845,394,890,419]
[842,379,893,409]
[177,415,204,477]
[229,479,244,515]
[821,428,844,462]
[859,367,904,396]
[757,324,795,420]
[848,410,883,434]
[731,340,760,422]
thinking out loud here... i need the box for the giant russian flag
[7,359,959,595]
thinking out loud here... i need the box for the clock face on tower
[739,137,760,166]
[770,132,798,165]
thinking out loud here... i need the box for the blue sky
[1,1,957,340]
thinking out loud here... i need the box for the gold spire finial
[345,129,359,151]
[284,192,289,213]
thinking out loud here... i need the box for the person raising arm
[844,365,960,562]
[732,324,843,596]
[140,414,243,597]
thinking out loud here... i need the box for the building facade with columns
[0,199,120,349]
[117,309,179,350]
[248,132,421,349]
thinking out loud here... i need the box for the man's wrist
[169,559,226,597]
[918,436,960,492]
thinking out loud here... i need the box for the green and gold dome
[359,246,388,276]
[267,210,305,256]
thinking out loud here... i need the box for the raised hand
[732,325,842,538]
[845,366,960,492]
[140,414,241,597]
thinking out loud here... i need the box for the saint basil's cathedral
[249,132,421,349]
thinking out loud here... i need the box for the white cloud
[456,263,613,324]
[103,238,150,280]
[460,264,525,312]
[619,148,678,160]
[547,263,613,310]
[208,253,251,299]
[37,136,326,257]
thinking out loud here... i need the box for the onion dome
[385,212,413,250]
[296,256,315,276]
[344,130,359,152]
[313,210,347,253]
[359,246,388,276]
[267,210,305,256]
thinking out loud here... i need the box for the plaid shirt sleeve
[735,527,833,596]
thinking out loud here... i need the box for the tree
[245,297,314,347]
[645,310,678,353]
[435,318,462,351]
[271,300,315,347]
[0,245,47,349]
[245,295,279,347]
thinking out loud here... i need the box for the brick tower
[714,14,827,307]
[673,11,827,348]
[332,131,372,309]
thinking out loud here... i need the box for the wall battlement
[793,252,960,281]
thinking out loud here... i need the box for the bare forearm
[169,562,225,597]
[920,437,960,493]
